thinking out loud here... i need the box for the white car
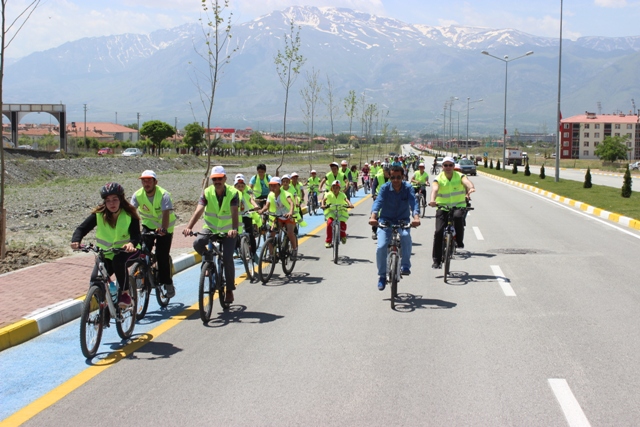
[630,161,640,171]
[122,148,143,157]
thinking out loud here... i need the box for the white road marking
[490,265,515,296]
[473,226,484,240]
[548,379,592,427]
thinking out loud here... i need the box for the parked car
[122,147,143,157]
[457,159,477,176]
[435,157,444,166]
[17,145,33,150]
[630,161,640,171]
[97,147,113,156]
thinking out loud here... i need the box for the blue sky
[5,0,640,58]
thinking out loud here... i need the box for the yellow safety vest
[325,171,346,190]
[134,186,176,233]
[96,212,132,260]
[307,177,320,193]
[252,175,271,198]
[413,171,429,185]
[323,192,349,222]
[203,184,238,233]
[435,172,467,209]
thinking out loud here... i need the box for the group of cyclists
[70,151,475,312]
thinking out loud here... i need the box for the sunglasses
[212,177,224,182]
[443,164,454,167]
[390,175,403,180]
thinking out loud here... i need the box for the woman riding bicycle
[258,176,298,257]
[71,183,141,308]
[321,180,354,248]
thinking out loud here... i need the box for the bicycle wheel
[240,235,254,282]
[310,195,317,215]
[389,254,398,309]
[216,260,230,311]
[258,238,277,283]
[332,222,340,264]
[198,262,214,322]
[420,195,427,218]
[80,285,104,358]
[155,255,173,308]
[443,233,453,281]
[282,235,298,275]
[116,289,136,340]
[130,262,149,321]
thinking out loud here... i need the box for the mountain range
[5,6,640,135]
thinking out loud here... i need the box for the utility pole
[115,112,117,124]
[137,112,140,142]
[83,104,87,148]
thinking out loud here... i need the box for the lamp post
[466,98,483,157]
[555,0,563,182]
[481,50,534,167]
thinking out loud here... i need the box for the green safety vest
[307,177,320,193]
[252,175,271,197]
[435,172,467,209]
[268,191,293,223]
[203,184,238,234]
[134,186,176,233]
[374,169,389,196]
[238,189,262,231]
[96,212,132,260]
[413,171,429,185]
[323,192,349,222]
[341,168,353,182]
[325,171,346,190]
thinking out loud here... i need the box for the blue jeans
[376,226,412,277]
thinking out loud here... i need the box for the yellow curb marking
[0,319,39,352]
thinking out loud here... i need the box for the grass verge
[480,167,640,220]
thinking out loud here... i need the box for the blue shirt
[371,181,418,223]
[250,174,271,198]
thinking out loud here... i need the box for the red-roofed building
[67,122,139,142]
[560,112,639,160]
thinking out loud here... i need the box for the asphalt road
[4,177,640,426]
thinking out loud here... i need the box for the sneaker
[341,237,347,244]
[118,292,132,308]
[377,276,386,291]
[164,283,175,298]
[291,248,298,259]
[325,242,332,248]
[431,261,442,269]
[457,242,464,249]
[224,289,234,303]
[372,232,377,240]
[401,268,411,276]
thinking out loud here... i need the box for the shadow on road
[128,340,184,360]
[392,293,457,313]
[339,257,374,265]
[440,271,503,286]
[135,302,187,326]
[205,305,284,328]
[262,271,324,287]
[454,251,497,260]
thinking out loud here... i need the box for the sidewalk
[0,221,204,351]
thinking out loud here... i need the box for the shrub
[512,161,518,174]
[524,160,531,176]
[489,159,494,169]
[496,160,501,171]
[583,166,592,189]
[540,164,546,179]
[622,164,632,197]
[484,158,488,168]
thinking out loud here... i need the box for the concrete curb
[0,251,201,352]
[480,171,640,231]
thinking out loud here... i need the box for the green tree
[274,19,305,176]
[496,159,501,171]
[622,164,632,197]
[124,123,138,130]
[249,131,267,146]
[524,160,531,176]
[540,164,546,179]
[594,135,630,162]
[140,120,175,154]
[512,161,518,174]
[489,159,494,169]
[183,122,205,153]
[584,166,592,188]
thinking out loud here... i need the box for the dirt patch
[0,245,66,274]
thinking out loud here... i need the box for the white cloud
[594,0,628,7]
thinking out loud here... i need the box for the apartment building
[560,112,640,160]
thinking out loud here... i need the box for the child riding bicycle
[321,180,354,248]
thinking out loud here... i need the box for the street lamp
[466,98,483,157]
[481,50,534,167]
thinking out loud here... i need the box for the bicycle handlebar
[378,221,411,229]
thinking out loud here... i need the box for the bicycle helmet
[100,182,125,199]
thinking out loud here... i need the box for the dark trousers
[241,216,257,255]
[142,226,174,285]
[193,231,238,291]
[432,209,465,262]
[91,251,135,292]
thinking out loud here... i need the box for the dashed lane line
[490,265,516,297]
[548,379,592,427]
[472,226,484,241]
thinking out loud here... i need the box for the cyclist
[370,166,391,240]
[339,160,354,199]
[250,163,271,208]
[290,172,306,222]
[182,166,239,304]
[361,162,370,185]
[258,176,298,258]
[350,165,359,196]
[319,162,347,195]
[234,174,259,262]
[428,156,476,269]
[131,170,177,298]
[281,174,306,228]
[321,180,354,248]
[410,163,430,202]
[306,170,320,212]
[71,183,140,308]
[369,166,420,291]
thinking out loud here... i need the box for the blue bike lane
[0,190,369,424]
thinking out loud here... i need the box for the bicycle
[435,204,474,282]
[257,214,297,283]
[189,232,231,322]
[324,204,349,264]
[129,231,174,321]
[238,210,258,282]
[431,165,440,175]
[307,185,319,216]
[362,175,370,194]
[77,245,137,358]
[413,184,428,218]
[379,221,411,309]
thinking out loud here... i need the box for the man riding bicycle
[183,166,239,303]
[428,156,476,269]
[369,166,420,291]
[410,163,430,201]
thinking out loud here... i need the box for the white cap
[341,160,348,165]
[291,172,299,177]
[281,174,291,181]
[329,162,339,167]
[139,170,157,180]
[269,177,281,185]
[310,170,317,174]
[364,163,369,166]
[234,174,246,185]
[331,180,341,187]
[210,165,226,178]
[442,156,455,165]
[419,163,425,167]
